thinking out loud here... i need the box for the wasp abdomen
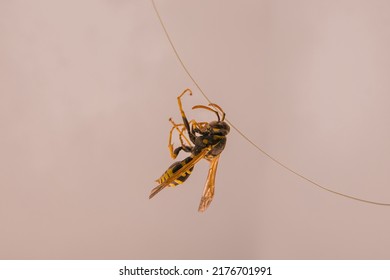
[156,156,194,187]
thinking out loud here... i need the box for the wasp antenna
[209,103,226,121]
[192,105,220,121]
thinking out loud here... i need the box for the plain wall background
[1,0,390,259]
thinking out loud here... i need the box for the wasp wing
[149,147,211,199]
[198,155,220,212]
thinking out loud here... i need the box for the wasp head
[209,121,230,136]
[192,102,230,136]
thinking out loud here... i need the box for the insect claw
[184,88,192,96]
[178,88,192,100]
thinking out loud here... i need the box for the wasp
[149,89,230,212]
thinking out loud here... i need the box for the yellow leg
[189,120,209,134]
[177,88,192,119]
[168,118,192,159]
[169,118,191,146]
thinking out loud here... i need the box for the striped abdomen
[156,155,194,187]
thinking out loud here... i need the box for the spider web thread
[151,0,390,206]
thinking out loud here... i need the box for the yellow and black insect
[149,89,230,212]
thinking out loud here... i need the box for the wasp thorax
[209,121,230,136]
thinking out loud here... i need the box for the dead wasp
[149,89,230,212]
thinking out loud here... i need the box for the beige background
[1,0,390,259]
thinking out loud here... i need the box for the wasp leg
[168,118,193,159]
[177,89,196,144]
[190,120,209,135]
[171,145,192,159]
[169,118,192,146]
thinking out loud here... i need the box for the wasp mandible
[149,89,230,212]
